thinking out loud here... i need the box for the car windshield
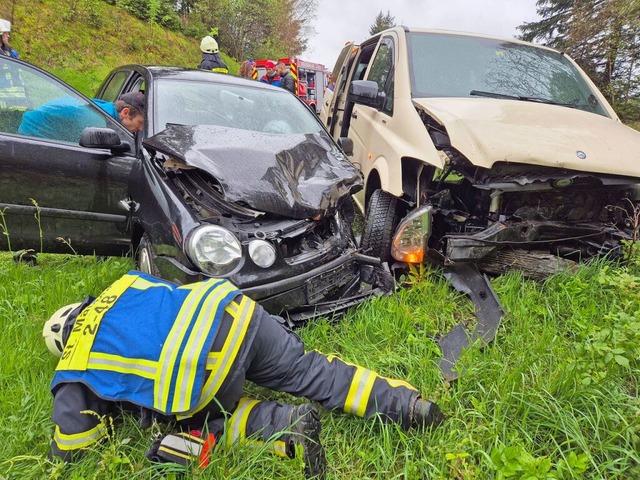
[407,32,608,116]
[154,78,324,135]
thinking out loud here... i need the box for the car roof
[115,65,277,90]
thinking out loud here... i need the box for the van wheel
[137,233,159,276]
[361,189,406,263]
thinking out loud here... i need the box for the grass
[1,253,638,479]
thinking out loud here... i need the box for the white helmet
[0,19,11,34]
[200,36,219,54]
[43,303,80,357]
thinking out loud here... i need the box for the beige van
[321,27,640,271]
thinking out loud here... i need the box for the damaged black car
[0,58,391,322]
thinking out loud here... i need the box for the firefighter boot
[410,397,445,429]
[285,404,326,480]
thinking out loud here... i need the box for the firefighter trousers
[196,306,421,445]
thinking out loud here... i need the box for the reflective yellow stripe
[272,440,288,457]
[154,280,217,411]
[88,352,158,379]
[130,277,173,290]
[57,274,138,372]
[344,366,376,417]
[206,352,220,370]
[227,397,260,447]
[158,445,191,460]
[172,282,237,412]
[54,423,107,451]
[179,297,255,419]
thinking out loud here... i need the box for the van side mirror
[347,80,384,109]
[79,127,131,154]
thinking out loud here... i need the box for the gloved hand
[146,430,217,467]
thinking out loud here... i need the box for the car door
[0,57,136,256]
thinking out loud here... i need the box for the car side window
[0,57,114,144]
[366,37,394,115]
[100,71,129,103]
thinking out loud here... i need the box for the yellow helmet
[43,303,80,357]
[200,36,219,54]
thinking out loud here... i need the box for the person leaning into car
[43,270,444,479]
[17,91,145,144]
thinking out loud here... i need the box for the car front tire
[361,189,407,263]
[136,233,159,277]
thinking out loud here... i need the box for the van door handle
[351,112,358,119]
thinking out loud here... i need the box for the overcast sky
[304,0,541,69]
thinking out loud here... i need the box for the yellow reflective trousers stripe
[344,366,376,417]
[178,296,255,419]
[54,422,107,451]
[227,397,260,446]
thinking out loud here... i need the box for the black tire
[136,233,159,276]
[361,189,406,263]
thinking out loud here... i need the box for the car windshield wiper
[470,90,576,108]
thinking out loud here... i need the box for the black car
[0,58,391,322]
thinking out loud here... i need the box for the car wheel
[137,233,159,276]
[361,189,407,263]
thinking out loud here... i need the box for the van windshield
[407,32,608,117]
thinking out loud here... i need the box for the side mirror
[79,127,131,154]
[338,136,354,156]
[347,80,384,109]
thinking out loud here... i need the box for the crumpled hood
[413,97,640,179]
[143,124,362,219]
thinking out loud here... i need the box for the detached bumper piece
[438,263,504,381]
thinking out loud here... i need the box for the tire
[136,233,159,276]
[361,189,406,263]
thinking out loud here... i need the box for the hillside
[0,0,238,95]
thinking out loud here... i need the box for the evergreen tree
[518,0,640,120]
[369,10,395,36]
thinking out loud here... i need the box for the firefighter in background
[44,271,444,479]
[0,19,19,59]
[198,36,228,73]
[259,60,281,86]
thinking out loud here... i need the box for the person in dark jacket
[198,36,228,73]
[275,61,296,93]
[259,60,281,86]
[0,19,19,58]
[43,271,444,479]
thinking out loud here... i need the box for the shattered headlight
[248,240,276,268]
[391,206,432,263]
[186,225,242,275]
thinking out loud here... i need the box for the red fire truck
[254,57,327,113]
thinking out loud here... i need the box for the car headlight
[391,206,432,263]
[186,225,242,275]
[248,240,276,268]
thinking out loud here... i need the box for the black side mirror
[347,80,384,109]
[79,127,131,154]
[338,136,354,156]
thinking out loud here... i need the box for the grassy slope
[0,253,638,478]
[1,0,238,95]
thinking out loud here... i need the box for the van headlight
[186,225,242,275]
[391,206,432,263]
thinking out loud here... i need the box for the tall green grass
[1,253,638,478]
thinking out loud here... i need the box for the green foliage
[518,0,640,121]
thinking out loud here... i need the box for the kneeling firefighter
[44,271,444,479]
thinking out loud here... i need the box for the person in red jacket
[259,60,282,86]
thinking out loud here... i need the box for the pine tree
[368,10,395,36]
